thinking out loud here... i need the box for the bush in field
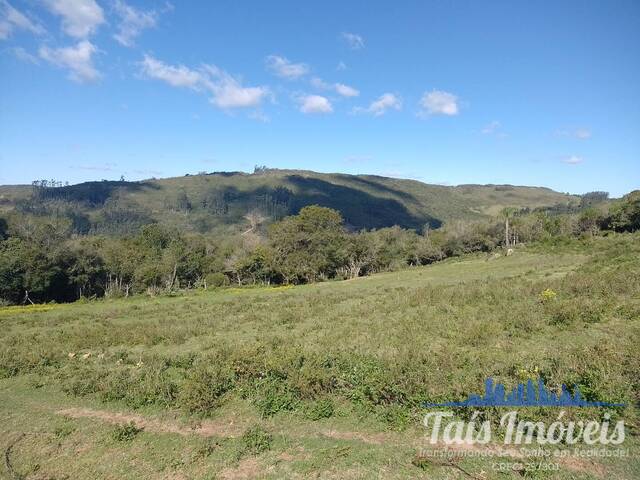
[0,343,62,379]
[98,365,178,408]
[238,425,272,457]
[61,367,104,397]
[251,375,300,417]
[112,421,143,442]
[304,398,335,420]
[178,363,235,415]
[376,404,411,431]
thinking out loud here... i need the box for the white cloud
[419,90,460,116]
[481,120,500,134]
[203,65,269,109]
[335,83,359,97]
[481,121,507,138]
[11,46,40,64]
[562,155,584,165]
[310,77,359,97]
[556,128,592,139]
[298,94,333,114]
[112,0,158,47]
[140,55,269,109]
[140,54,204,89]
[39,40,100,82]
[354,93,402,117]
[575,129,591,139]
[265,55,309,79]
[0,0,45,39]
[44,0,104,38]
[310,77,330,89]
[341,32,364,50]
[248,111,270,123]
[336,61,347,71]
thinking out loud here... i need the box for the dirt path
[56,406,608,478]
[57,407,247,438]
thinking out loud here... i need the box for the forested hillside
[0,168,578,235]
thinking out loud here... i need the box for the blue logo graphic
[424,378,625,408]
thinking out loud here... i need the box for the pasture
[1,233,638,479]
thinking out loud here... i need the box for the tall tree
[500,207,518,248]
[268,206,346,283]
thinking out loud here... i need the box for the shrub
[252,375,300,417]
[376,404,411,431]
[412,454,432,470]
[239,425,272,456]
[337,355,407,407]
[304,398,335,420]
[0,345,61,378]
[193,439,221,459]
[112,421,142,442]
[205,272,229,288]
[101,366,177,408]
[548,301,579,326]
[178,363,235,415]
[63,373,102,397]
[546,299,604,326]
[60,364,105,397]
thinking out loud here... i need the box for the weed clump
[102,364,179,408]
[304,398,335,420]
[251,375,300,417]
[53,421,76,439]
[238,425,272,457]
[178,363,235,415]
[412,453,432,470]
[539,288,557,303]
[112,421,142,442]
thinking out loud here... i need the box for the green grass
[1,233,638,479]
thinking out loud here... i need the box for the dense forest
[0,183,638,305]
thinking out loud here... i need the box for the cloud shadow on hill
[283,175,441,230]
[34,180,160,207]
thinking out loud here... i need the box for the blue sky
[1,0,638,196]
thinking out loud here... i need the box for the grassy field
[1,233,638,479]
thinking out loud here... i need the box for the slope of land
[1,233,638,479]
[0,169,578,234]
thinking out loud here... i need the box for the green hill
[0,169,578,235]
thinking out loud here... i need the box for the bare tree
[242,209,266,236]
[500,207,517,248]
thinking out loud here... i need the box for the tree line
[0,190,638,305]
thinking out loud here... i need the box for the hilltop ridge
[0,169,578,235]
